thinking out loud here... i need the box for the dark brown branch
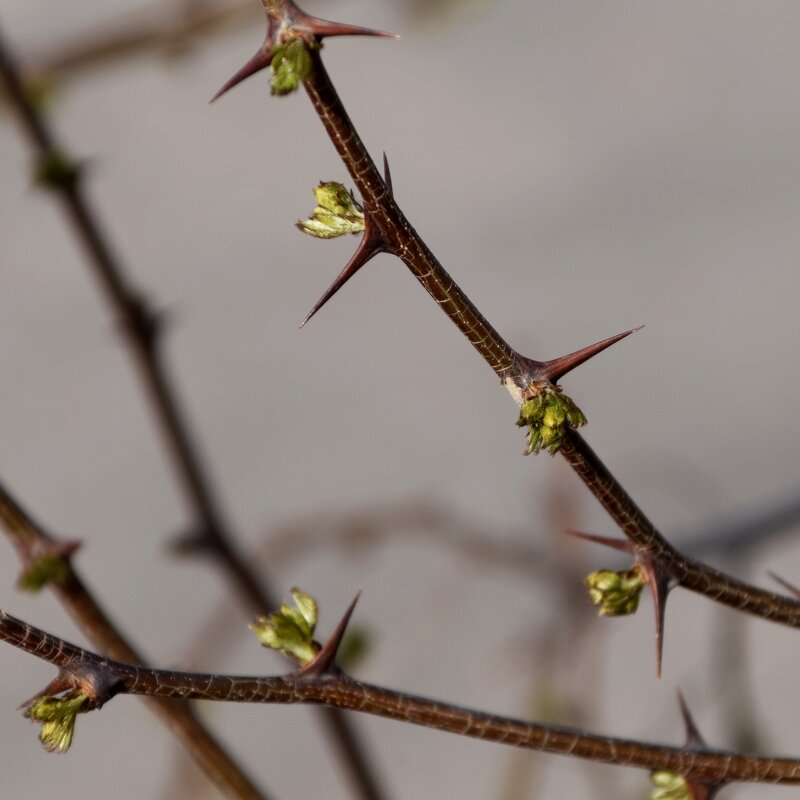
[2,610,799,789]
[0,23,385,800]
[0,480,267,800]
[559,431,800,625]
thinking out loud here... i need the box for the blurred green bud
[516,387,587,454]
[270,39,314,96]
[585,567,644,617]
[250,587,319,665]
[32,150,80,191]
[336,626,372,671]
[25,691,90,753]
[650,770,691,800]
[18,554,70,592]
[297,182,366,239]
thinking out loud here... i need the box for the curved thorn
[676,690,707,750]
[563,529,635,554]
[534,325,644,383]
[299,221,387,328]
[296,591,361,676]
[211,47,274,103]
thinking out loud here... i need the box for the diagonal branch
[280,34,800,639]
[0,22,385,800]
[0,479,268,800]
[2,609,800,789]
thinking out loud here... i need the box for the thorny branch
[1,606,799,792]
[2,1,799,797]
[0,20,385,800]
[210,0,800,673]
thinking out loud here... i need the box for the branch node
[22,664,122,753]
[567,530,676,676]
[17,539,80,592]
[211,0,397,102]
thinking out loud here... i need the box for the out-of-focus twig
[22,0,257,81]
[0,479,268,800]
[679,487,800,558]
[0,22,386,800]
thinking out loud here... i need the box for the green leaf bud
[18,554,71,592]
[516,387,587,454]
[25,691,90,753]
[250,587,320,665]
[297,182,366,239]
[585,567,645,617]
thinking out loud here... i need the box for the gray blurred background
[1,1,800,798]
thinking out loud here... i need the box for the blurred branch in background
[679,486,800,559]
[0,18,386,800]
[17,0,257,88]
[0,478,269,800]
[171,480,800,676]
[3,0,484,103]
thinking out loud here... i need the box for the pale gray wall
[1,2,799,798]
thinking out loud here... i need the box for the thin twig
[2,609,799,788]
[0,479,268,800]
[0,22,385,800]
[20,0,255,80]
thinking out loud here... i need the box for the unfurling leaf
[250,587,319,665]
[516,387,586,454]
[25,691,90,753]
[585,566,645,617]
[297,182,366,239]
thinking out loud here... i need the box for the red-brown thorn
[295,591,361,676]
[21,663,122,713]
[527,325,644,384]
[672,695,724,800]
[676,690,707,750]
[299,216,389,328]
[211,47,275,103]
[300,156,394,328]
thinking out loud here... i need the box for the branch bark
[2,609,799,789]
